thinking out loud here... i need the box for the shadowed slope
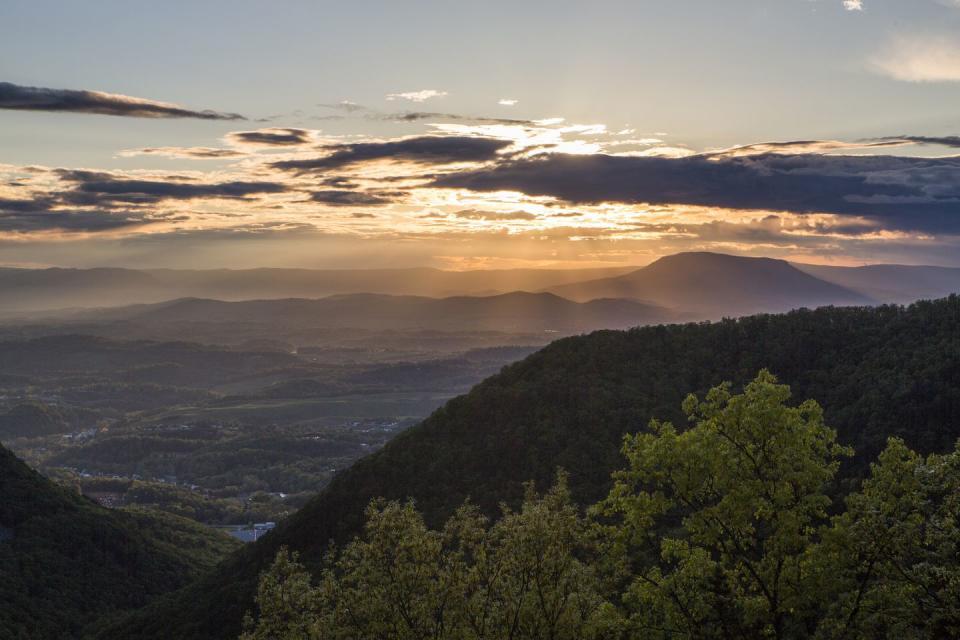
[0,444,239,639]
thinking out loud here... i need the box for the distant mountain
[99,296,960,640]
[0,443,239,639]
[548,252,873,316]
[794,262,960,304]
[6,255,955,320]
[51,291,676,334]
[0,265,635,314]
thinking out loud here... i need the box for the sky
[3,0,960,269]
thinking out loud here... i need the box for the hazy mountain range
[3,253,958,332]
[0,265,635,313]
[29,292,672,334]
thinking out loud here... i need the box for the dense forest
[242,372,960,638]
[97,296,960,640]
[0,443,238,639]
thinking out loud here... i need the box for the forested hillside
[97,297,960,640]
[0,443,238,639]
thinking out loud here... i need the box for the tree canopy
[243,372,960,639]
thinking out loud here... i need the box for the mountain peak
[549,251,872,316]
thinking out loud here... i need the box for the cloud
[0,82,244,120]
[270,135,511,172]
[434,152,960,233]
[54,174,289,205]
[704,139,910,157]
[118,147,246,159]
[871,35,960,82]
[226,128,314,146]
[377,111,534,126]
[0,209,148,233]
[386,89,448,102]
[843,0,863,11]
[868,135,960,148]
[0,196,150,233]
[498,99,518,106]
[309,190,404,206]
[318,100,367,113]
[453,209,538,221]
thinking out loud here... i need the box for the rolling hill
[547,252,873,315]
[0,265,635,314]
[97,296,960,640]
[38,291,676,334]
[0,443,239,639]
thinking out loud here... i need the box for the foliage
[0,443,239,640]
[598,371,850,638]
[241,474,611,640]
[241,371,960,640]
[813,439,960,639]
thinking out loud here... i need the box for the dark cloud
[227,128,313,146]
[870,135,960,148]
[0,196,148,232]
[54,169,116,182]
[55,175,289,206]
[351,212,377,218]
[0,82,244,120]
[0,196,57,213]
[434,152,960,233]
[271,136,511,173]
[320,176,359,188]
[308,190,405,206]
[0,210,147,233]
[705,139,910,157]
[122,147,245,159]
[376,111,534,126]
[318,101,367,113]
[453,209,537,221]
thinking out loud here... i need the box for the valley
[0,254,958,638]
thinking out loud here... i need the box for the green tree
[458,474,612,640]
[814,438,960,639]
[240,549,325,640]
[241,473,610,640]
[597,370,850,639]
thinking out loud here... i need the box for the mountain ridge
[17,291,677,334]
